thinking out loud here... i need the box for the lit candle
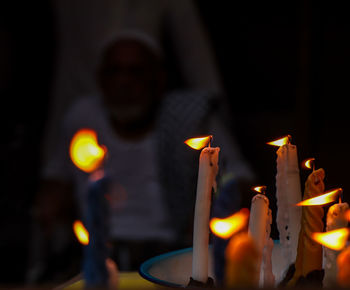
[69,129,109,287]
[83,173,110,287]
[248,185,269,283]
[268,135,302,268]
[185,136,220,284]
[323,193,349,287]
[249,186,275,286]
[210,208,250,287]
[248,186,269,250]
[309,227,350,287]
[225,232,260,288]
[288,168,325,286]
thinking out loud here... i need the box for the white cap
[95,29,163,67]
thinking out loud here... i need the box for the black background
[1,0,349,284]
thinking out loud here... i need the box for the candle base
[278,263,324,287]
[278,263,295,287]
[187,277,215,288]
[295,269,324,287]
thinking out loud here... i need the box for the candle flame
[69,129,107,173]
[184,135,212,150]
[302,158,315,170]
[73,220,89,245]
[253,186,267,194]
[267,135,291,147]
[311,228,350,251]
[296,188,342,206]
[210,208,249,239]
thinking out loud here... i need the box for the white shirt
[43,96,175,241]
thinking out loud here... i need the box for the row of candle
[187,134,349,288]
[68,129,349,288]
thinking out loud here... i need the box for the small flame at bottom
[73,220,89,245]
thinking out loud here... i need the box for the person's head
[97,31,165,131]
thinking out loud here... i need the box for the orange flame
[345,209,350,222]
[253,186,267,194]
[302,158,315,170]
[296,188,342,206]
[184,135,212,150]
[73,220,89,245]
[312,228,350,251]
[267,135,291,147]
[69,129,107,173]
[210,208,249,239]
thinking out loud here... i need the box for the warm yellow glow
[184,135,212,150]
[266,135,290,147]
[296,188,342,206]
[73,220,89,245]
[253,186,267,194]
[210,208,249,239]
[312,228,350,251]
[302,158,315,170]
[69,129,107,173]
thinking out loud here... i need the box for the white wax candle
[323,201,349,287]
[275,143,302,265]
[263,238,275,287]
[248,192,269,285]
[249,194,269,253]
[192,146,220,283]
[262,209,275,287]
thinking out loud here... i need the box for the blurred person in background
[42,0,226,173]
[27,30,255,284]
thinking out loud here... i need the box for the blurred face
[98,39,164,125]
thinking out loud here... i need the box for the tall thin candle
[268,135,302,267]
[185,136,220,284]
[248,186,270,286]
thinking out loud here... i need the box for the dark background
[1,0,349,285]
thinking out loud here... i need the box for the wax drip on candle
[251,186,275,286]
[268,134,302,280]
[69,129,110,287]
[288,168,326,286]
[185,135,219,285]
[248,185,270,287]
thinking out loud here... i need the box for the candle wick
[339,188,343,204]
[208,135,213,148]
